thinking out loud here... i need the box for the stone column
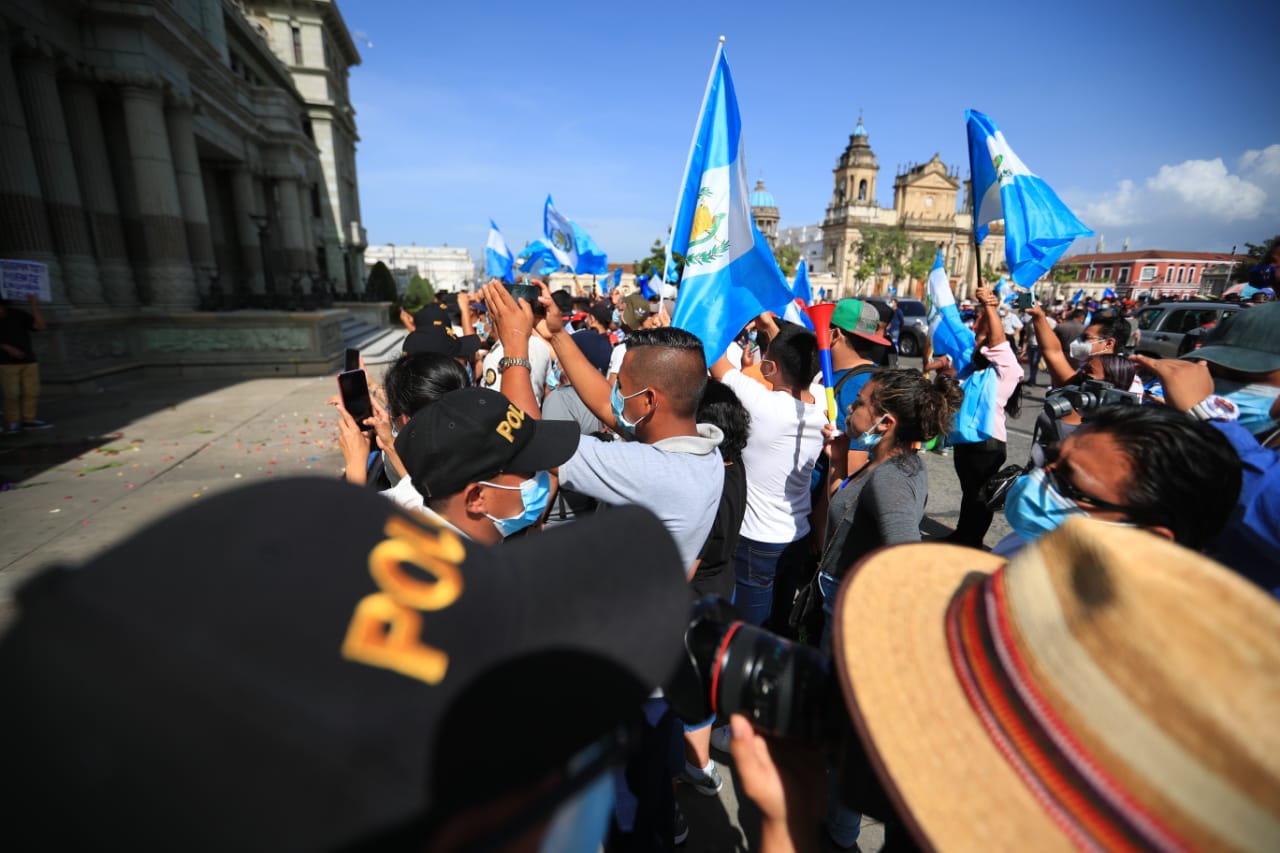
[275,174,308,274]
[230,167,264,294]
[165,98,215,280]
[117,78,196,309]
[297,180,316,272]
[0,31,65,306]
[13,45,99,308]
[61,73,138,308]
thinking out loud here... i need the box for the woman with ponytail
[818,368,964,632]
[810,367,963,850]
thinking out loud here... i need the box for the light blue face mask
[611,308,621,325]
[850,414,887,451]
[479,470,551,538]
[547,361,562,391]
[610,383,651,436]
[1003,468,1087,542]
[1215,379,1280,437]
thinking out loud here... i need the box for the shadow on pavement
[0,377,239,487]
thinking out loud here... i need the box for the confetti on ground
[192,493,201,499]
[162,456,175,462]
[233,473,242,479]
[49,508,60,514]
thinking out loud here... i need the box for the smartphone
[506,283,542,305]
[345,348,360,372]
[1016,292,1035,310]
[337,369,373,427]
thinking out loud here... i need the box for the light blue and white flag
[571,220,608,275]
[1102,286,1117,300]
[994,276,1015,304]
[782,259,815,329]
[966,109,1093,288]
[1071,288,1085,305]
[598,267,622,294]
[668,43,795,364]
[518,239,561,275]
[543,195,578,272]
[925,249,976,376]
[485,219,515,284]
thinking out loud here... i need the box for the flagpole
[663,35,726,286]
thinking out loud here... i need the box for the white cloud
[1081,155,1267,228]
[1240,143,1280,180]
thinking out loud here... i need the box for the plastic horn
[805,302,839,425]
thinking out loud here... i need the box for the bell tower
[832,111,879,209]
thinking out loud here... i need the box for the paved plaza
[0,356,1038,851]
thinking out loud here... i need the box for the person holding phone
[478,281,553,405]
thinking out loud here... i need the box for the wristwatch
[1187,394,1237,422]
[497,356,532,373]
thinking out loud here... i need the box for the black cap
[571,329,613,375]
[590,301,614,329]
[395,387,580,498]
[0,479,690,851]
[402,327,481,362]
[412,303,451,328]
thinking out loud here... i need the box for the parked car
[866,297,928,356]
[1130,301,1243,359]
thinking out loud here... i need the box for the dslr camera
[666,597,845,743]
[1043,379,1136,421]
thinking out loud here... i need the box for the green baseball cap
[830,298,892,346]
[1184,303,1280,374]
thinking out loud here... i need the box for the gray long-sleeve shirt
[820,454,927,580]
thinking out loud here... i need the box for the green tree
[1231,235,1280,281]
[365,260,400,321]
[633,237,684,283]
[904,241,935,284]
[773,245,802,277]
[1052,264,1079,285]
[402,273,434,313]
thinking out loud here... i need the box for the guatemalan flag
[543,195,578,272]
[782,259,815,329]
[925,250,975,377]
[966,110,1093,287]
[668,42,794,364]
[599,267,621,294]
[518,239,561,275]
[571,221,608,275]
[485,220,515,284]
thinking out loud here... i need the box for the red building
[1059,250,1247,299]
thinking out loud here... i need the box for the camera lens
[667,597,841,743]
[713,623,837,742]
[1043,393,1074,420]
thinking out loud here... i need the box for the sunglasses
[1037,443,1137,516]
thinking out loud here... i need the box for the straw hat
[832,518,1280,851]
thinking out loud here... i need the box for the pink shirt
[982,341,1022,443]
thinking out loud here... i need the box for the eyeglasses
[1037,443,1137,515]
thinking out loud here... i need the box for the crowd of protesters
[2,261,1277,852]
[319,266,1280,850]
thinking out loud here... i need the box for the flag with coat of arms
[543,195,578,272]
[668,42,794,364]
[966,109,1093,287]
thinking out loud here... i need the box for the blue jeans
[732,535,809,628]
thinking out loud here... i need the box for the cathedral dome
[750,179,776,209]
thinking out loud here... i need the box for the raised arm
[1027,304,1075,387]
[536,282,615,428]
[481,281,540,418]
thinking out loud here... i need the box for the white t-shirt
[481,336,553,404]
[607,342,626,380]
[721,369,827,543]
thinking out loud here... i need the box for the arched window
[858,180,867,201]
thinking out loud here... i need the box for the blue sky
[348,0,1279,268]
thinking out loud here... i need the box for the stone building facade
[364,244,476,294]
[0,0,366,380]
[820,115,1005,299]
